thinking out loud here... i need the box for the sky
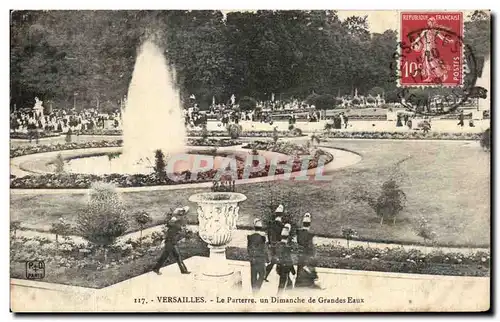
[222,10,479,34]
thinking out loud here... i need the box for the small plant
[153,149,167,182]
[480,128,490,151]
[353,178,407,225]
[134,211,152,243]
[50,217,71,253]
[273,127,279,143]
[76,182,129,262]
[54,153,65,173]
[65,128,72,143]
[341,227,359,249]
[10,221,21,239]
[201,124,209,141]
[416,216,436,244]
[227,124,242,139]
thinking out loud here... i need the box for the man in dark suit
[276,224,295,293]
[295,213,322,288]
[247,218,269,293]
[152,206,190,275]
[264,205,285,281]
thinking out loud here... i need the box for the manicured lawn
[10,139,490,247]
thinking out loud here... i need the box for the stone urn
[188,192,247,278]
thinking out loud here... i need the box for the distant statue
[33,97,44,117]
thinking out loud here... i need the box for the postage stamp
[399,12,464,87]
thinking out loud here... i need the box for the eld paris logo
[25,260,45,280]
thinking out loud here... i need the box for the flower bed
[10,233,489,288]
[77,128,306,138]
[242,140,311,155]
[10,141,333,189]
[226,244,489,277]
[10,231,208,288]
[10,131,61,140]
[10,139,241,158]
[322,131,481,140]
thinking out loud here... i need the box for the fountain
[120,40,187,171]
[474,58,490,118]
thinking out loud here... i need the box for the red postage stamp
[399,12,464,87]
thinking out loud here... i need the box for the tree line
[10,10,490,111]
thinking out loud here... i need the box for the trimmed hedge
[322,131,482,141]
[10,132,61,140]
[226,244,489,277]
[10,139,241,158]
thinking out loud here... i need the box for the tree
[54,153,65,173]
[227,123,242,139]
[134,211,152,244]
[416,216,435,244]
[10,221,21,239]
[341,227,358,249]
[238,96,257,111]
[272,126,279,143]
[354,178,407,225]
[480,128,491,151]
[50,217,71,253]
[65,128,72,143]
[309,94,337,110]
[154,149,167,182]
[76,182,129,261]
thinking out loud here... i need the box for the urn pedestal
[188,192,247,293]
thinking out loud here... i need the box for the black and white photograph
[9,8,491,312]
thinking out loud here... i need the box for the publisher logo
[25,260,45,280]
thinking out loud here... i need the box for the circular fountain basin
[10,145,363,192]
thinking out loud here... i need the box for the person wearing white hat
[275,204,284,214]
[276,224,295,293]
[152,207,190,275]
[247,218,269,293]
[265,212,285,281]
[295,213,321,289]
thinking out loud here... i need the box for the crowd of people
[152,203,322,294]
[247,204,323,294]
[10,108,121,135]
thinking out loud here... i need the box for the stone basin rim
[189,192,247,204]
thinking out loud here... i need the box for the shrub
[416,216,436,244]
[311,94,337,110]
[54,153,65,173]
[10,221,21,239]
[201,124,209,141]
[65,129,72,143]
[153,149,167,182]
[291,128,303,136]
[227,123,242,139]
[353,179,407,225]
[76,182,129,261]
[351,97,361,105]
[341,227,358,248]
[134,212,152,242]
[50,217,71,252]
[273,127,279,143]
[480,128,490,151]
[238,96,257,111]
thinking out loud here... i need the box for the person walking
[152,206,191,275]
[457,111,465,127]
[247,218,269,294]
[276,224,295,293]
[295,213,323,289]
[264,205,285,281]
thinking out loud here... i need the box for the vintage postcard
[10,9,491,312]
